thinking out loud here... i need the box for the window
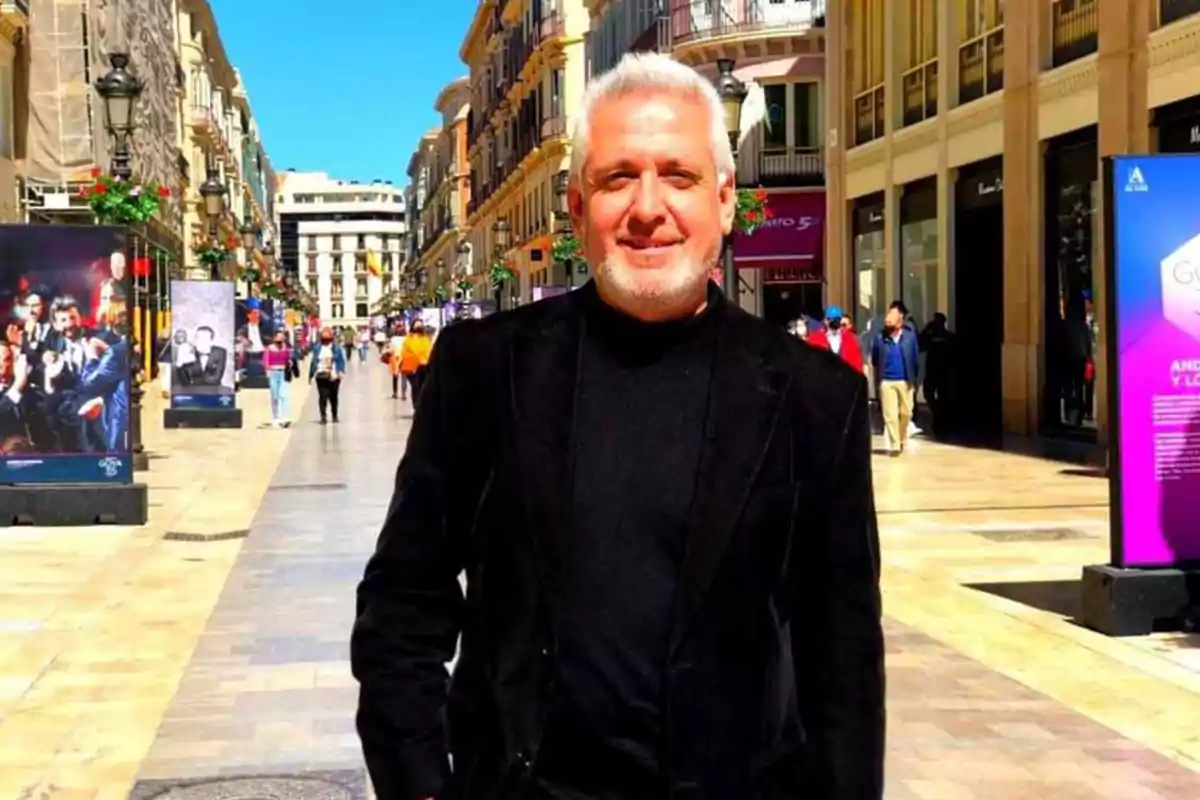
[306,255,317,272]
[357,234,366,250]
[793,83,820,148]
[0,62,13,159]
[907,0,937,67]
[851,0,885,93]
[551,69,564,117]
[961,0,1002,40]
[356,302,370,318]
[763,85,788,149]
[304,235,314,251]
[332,303,343,319]
[331,279,343,298]
[356,278,367,296]
[333,235,343,251]
[355,255,367,272]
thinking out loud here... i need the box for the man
[352,53,884,800]
[177,326,228,387]
[808,305,864,373]
[869,305,920,456]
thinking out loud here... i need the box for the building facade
[275,171,407,327]
[0,1,26,223]
[824,0,1200,445]
[410,78,474,295]
[461,0,587,307]
[406,128,442,297]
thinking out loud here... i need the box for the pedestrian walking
[385,322,407,400]
[263,331,294,428]
[351,52,883,800]
[358,328,371,363]
[309,327,345,424]
[869,303,920,455]
[396,319,432,402]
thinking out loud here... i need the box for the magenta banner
[1107,155,1200,567]
[733,190,824,280]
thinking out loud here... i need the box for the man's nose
[629,174,668,224]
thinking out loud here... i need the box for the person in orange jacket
[397,319,434,401]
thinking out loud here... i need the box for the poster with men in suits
[169,280,235,408]
[0,225,133,484]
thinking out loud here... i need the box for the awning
[734,190,824,282]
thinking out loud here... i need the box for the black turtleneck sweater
[533,283,724,800]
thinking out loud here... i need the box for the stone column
[1000,0,1043,435]
[1094,0,1151,446]
[881,0,900,303]
[824,0,850,308]
[935,0,957,318]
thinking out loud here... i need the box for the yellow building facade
[0,2,24,222]
[460,0,589,306]
[825,0,1200,445]
[412,77,473,292]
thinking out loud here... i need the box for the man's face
[572,90,734,321]
[194,329,214,354]
[110,253,126,281]
[173,330,187,345]
[55,307,80,338]
[25,294,44,322]
[884,308,903,331]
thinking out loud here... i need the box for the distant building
[275,172,407,327]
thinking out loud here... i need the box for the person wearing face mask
[308,327,346,424]
[808,305,863,373]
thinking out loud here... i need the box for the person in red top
[808,305,864,372]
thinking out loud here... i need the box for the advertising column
[1083,155,1200,636]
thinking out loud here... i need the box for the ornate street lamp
[553,169,583,287]
[715,59,747,301]
[492,218,511,310]
[198,167,227,280]
[95,53,142,180]
[239,214,260,251]
[456,239,472,301]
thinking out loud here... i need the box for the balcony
[537,11,566,43]
[852,85,885,146]
[1051,0,1098,67]
[755,146,823,187]
[668,0,825,48]
[901,59,938,127]
[958,26,1004,105]
[189,105,221,146]
[1160,0,1200,26]
[541,116,568,141]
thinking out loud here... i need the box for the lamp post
[96,52,147,471]
[95,53,142,180]
[553,169,577,288]
[492,218,511,311]
[239,215,260,290]
[456,239,471,301]
[716,59,747,302]
[199,167,227,279]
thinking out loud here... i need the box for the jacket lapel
[672,310,791,653]
[509,297,583,619]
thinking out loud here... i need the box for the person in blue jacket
[869,304,920,455]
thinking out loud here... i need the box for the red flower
[764,207,774,219]
[93,184,108,194]
[745,210,758,221]
[90,166,102,179]
[78,187,90,198]
[157,186,171,198]
[755,189,767,202]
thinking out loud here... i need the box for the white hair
[569,53,735,186]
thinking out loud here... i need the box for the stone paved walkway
[2,356,1196,798]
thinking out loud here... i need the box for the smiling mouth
[620,242,682,254]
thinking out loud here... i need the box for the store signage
[1107,154,1200,566]
[976,176,1003,196]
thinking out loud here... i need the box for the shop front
[1154,96,1200,153]
[734,190,825,327]
[1042,127,1099,440]
[851,193,886,335]
[899,178,940,331]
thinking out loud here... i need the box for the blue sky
[210,0,477,187]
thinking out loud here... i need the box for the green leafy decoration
[550,234,582,267]
[80,166,171,226]
[734,187,772,236]
[488,261,516,289]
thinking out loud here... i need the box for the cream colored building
[410,78,474,295]
[460,0,588,307]
[276,171,407,327]
[0,1,26,222]
[825,0,1200,445]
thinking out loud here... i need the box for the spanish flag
[367,249,383,277]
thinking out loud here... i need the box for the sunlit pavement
[0,359,1195,798]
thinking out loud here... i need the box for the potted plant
[195,234,238,268]
[489,261,516,289]
[550,233,582,268]
[734,187,773,236]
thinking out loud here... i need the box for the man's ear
[718,170,736,237]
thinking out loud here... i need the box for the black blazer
[351,286,885,800]
[177,347,228,386]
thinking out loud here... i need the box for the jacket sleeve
[793,376,885,799]
[351,338,466,800]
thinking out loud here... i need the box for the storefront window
[1043,134,1098,438]
[852,199,887,335]
[900,220,938,330]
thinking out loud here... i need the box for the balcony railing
[756,146,824,187]
[542,116,568,140]
[958,26,1004,105]
[1051,0,1098,67]
[538,11,565,41]
[901,59,938,127]
[1160,0,1200,26]
[669,0,826,47]
[852,85,885,146]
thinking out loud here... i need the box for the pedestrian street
[0,360,1195,798]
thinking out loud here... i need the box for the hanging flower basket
[734,187,773,236]
[434,283,448,302]
[195,234,238,266]
[550,233,582,267]
[489,261,516,289]
[239,266,261,286]
[80,166,171,226]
